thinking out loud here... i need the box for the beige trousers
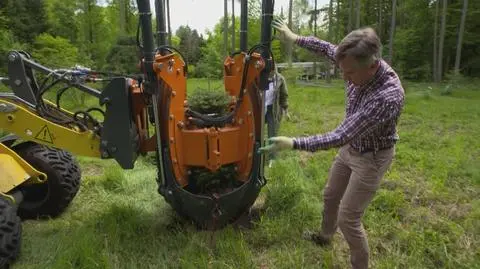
[321,144,394,269]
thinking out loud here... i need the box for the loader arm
[1,51,146,169]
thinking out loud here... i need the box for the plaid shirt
[292,36,405,153]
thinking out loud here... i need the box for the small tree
[185,88,240,195]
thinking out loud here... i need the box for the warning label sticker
[35,125,54,144]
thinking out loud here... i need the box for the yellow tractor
[0,0,275,267]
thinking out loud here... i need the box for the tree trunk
[167,0,172,45]
[378,0,382,40]
[438,0,447,81]
[119,0,126,33]
[388,0,397,65]
[445,54,451,77]
[334,0,340,77]
[336,0,340,42]
[454,0,468,74]
[224,0,228,56]
[231,0,235,52]
[87,0,94,44]
[355,0,360,28]
[348,0,353,32]
[433,0,439,82]
[313,0,317,37]
[326,0,333,83]
[313,0,317,77]
[288,0,293,67]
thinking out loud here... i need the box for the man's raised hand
[272,18,298,44]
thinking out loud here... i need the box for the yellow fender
[0,143,46,194]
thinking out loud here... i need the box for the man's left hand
[258,136,294,154]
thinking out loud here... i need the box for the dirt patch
[433,203,473,220]
[232,195,267,230]
[298,151,313,167]
[380,179,403,191]
[81,164,104,177]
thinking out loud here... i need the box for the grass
[8,78,480,268]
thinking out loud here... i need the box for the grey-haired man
[259,18,405,269]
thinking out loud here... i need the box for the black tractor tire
[13,142,81,219]
[0,197,21,269]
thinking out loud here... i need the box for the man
[264,67,290,167]
[258,18,405,269]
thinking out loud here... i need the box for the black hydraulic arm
[6,51,101,106]
[154,0,168,48]
[136,0,167,187]
[260,0,274,89]
[258,0,275,177]
[137,0,157,93]
[240,0,248,52]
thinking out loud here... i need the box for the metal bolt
[14,79,21,86]
[177,121,185,129]
[171,91,176,97]
[102,151,109,158]
[25,129,32,136]
[8,53,16,62]
[0,103,15,113]
[6,114,14,122]
[169,114,174,120]
[110,146,117,153]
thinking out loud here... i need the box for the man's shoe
[303,230,332,246]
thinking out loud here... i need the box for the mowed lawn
[11,79,480,269]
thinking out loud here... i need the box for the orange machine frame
[129,51,265,187]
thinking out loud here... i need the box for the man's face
[339,55,378,86]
